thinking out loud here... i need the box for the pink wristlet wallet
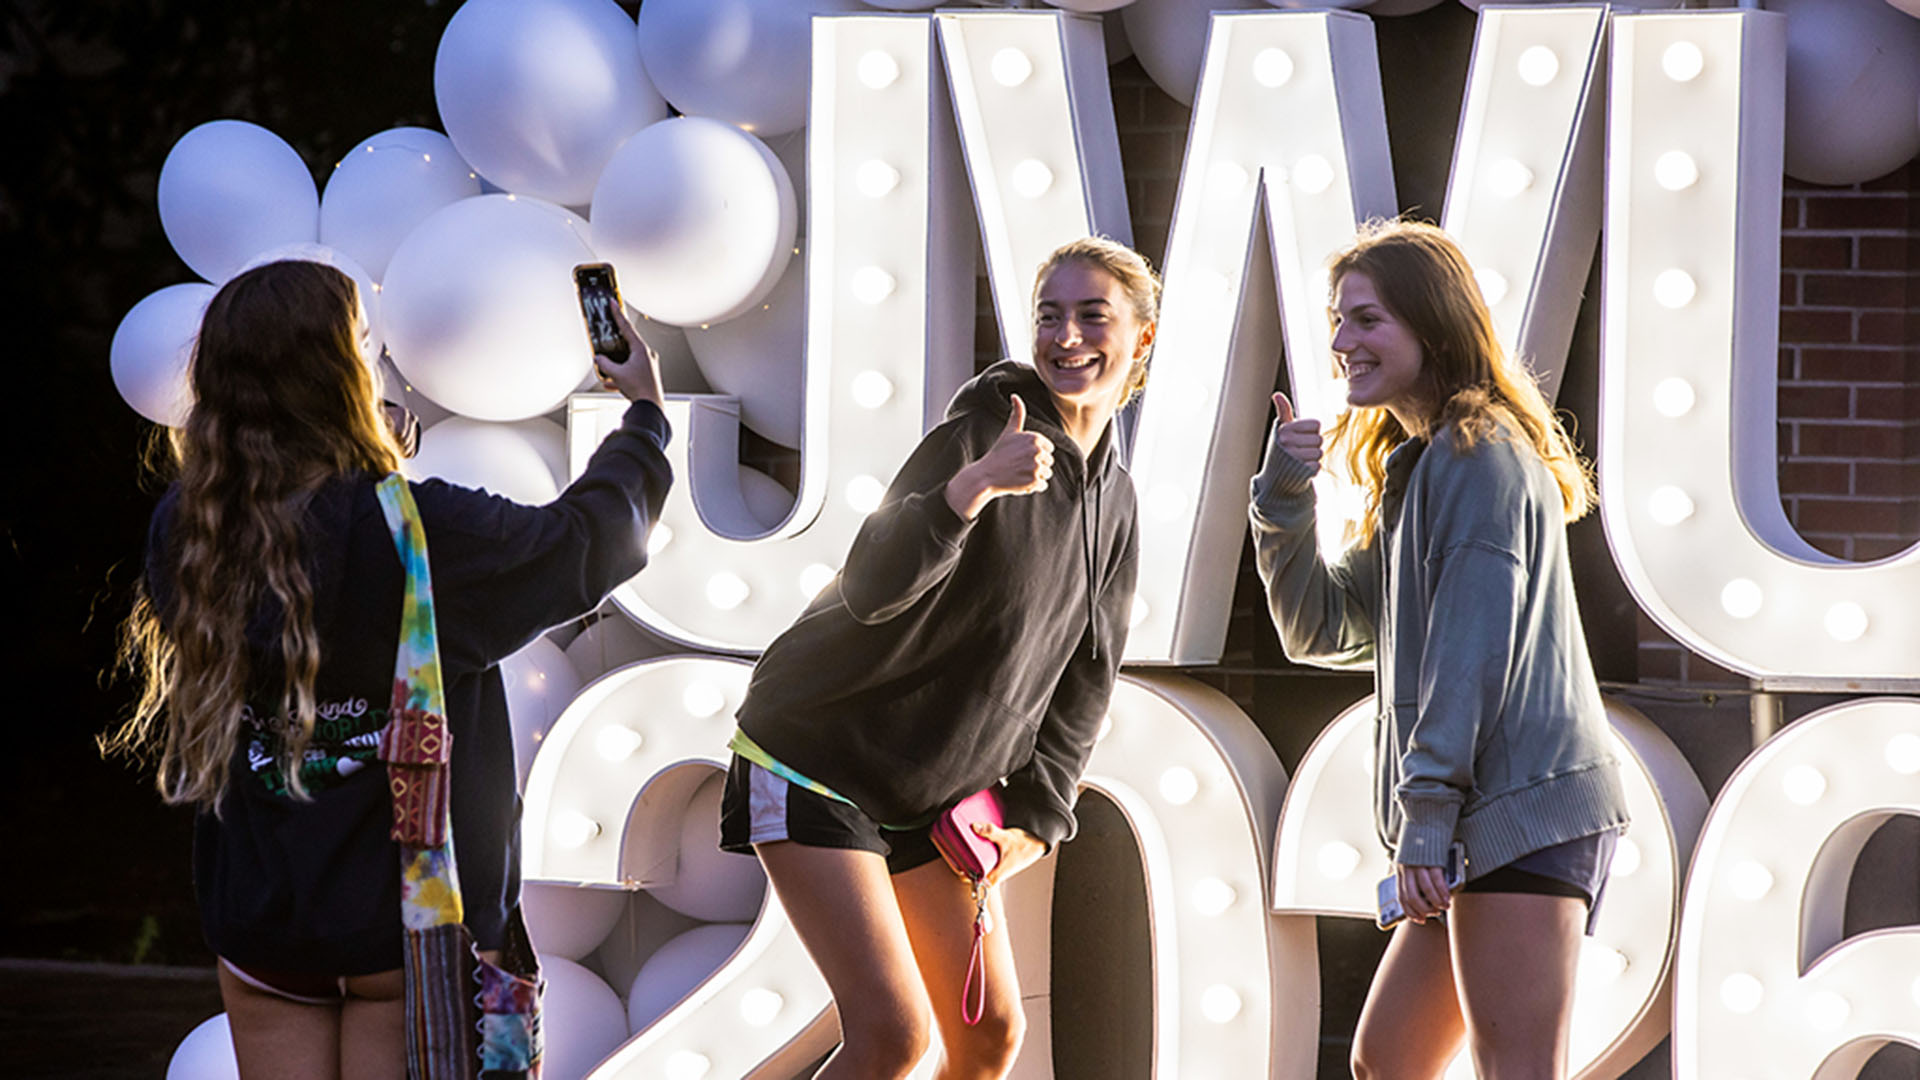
[930,786,1006,880]
[930,786,1007,1026]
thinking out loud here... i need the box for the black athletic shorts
[718,753,941,876]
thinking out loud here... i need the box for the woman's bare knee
[939,1001,1026,1077]
[835,1008,932,1078]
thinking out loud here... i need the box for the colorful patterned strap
[374,474,463,929]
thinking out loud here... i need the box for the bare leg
[337,967,407,1080]
[1350,919,1466,1080]
[755,841,933,1079]
[216,963,340,1080]
[1449,893,1585,1080]
[893,860,1026,1080]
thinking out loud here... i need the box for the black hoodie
[735,361,1139,849]
[145,400,672,974]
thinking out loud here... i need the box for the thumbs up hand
[945,393,1057,521]
[1270,392,1322,470]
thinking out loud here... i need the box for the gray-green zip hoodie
[1248,419,1628,876]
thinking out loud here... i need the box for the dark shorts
[718,754,942,876]
[219,958,349,1005]
[1461,828,1619,934]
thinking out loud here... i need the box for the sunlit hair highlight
[1032,235,1161,404]
[1325,219,1595,543]
[106,260,401,809]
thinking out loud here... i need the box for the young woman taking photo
[1249,221,1628,1080]
[111,259,672,1079]
[720,237,1156,1080]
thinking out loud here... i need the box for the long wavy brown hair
[106,260,401,809]
[1325,220,1595,543]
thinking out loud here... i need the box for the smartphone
[1375,842,1467,930]
[573,262,630,366]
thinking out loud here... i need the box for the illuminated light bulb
[990,47,1033,87]
[594,725,644,762]
[647,523,674,556]
[1648,486,1694,525]
[1517,45,1559,87]
[1252,47,1294,88]
[1662,41,1705,83]
[1610,837,1642,878]
[846,474,886,514]
[1783,765,1827,805]
[371,282,383,293]
[1720,973,1764,1014]
[1476,269,1509,305]
[1885,733,1920,775]
[1096,713,1114,742]
[739,988,784,1027]
[1210,162,1249,197]
[1806,991,1850,1032]
[1655,150,1700,191]
[706,573,750,611]
[857,50,900,90]
[1652,377,1695,417]
[1292,155,1334,195]
[1200,985,1243,1023]
[1316,841,1362,881]
[552,811,602,849]
[664,1050,712,1080]
[1489,159,1534,198]
[855,160,901,198]
[683,681,726,719]
[1011,159,1054,199]
[850,370,894,408]
[1199,270,1233,297]
[1824,601,1867,643]
[505,194,517,202]
[799,562,836,598]
[1192,877,1237,916]
[1720,578,1762,619]
[422,153,432,163]
[1130,595,1148,628]
[1727,860,1773,901]
[1148,485,1188,523]
[851,267,896,305]
[1581,942,1630,981]
[1653,269,1696,309]
[1159,766,1199,806]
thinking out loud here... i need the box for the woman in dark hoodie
[722,237,1156,1079]
[110,258,672,1079]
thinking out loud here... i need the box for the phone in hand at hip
[1376,841,1467,930]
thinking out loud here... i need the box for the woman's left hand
[1396,862,1455,923]
[973,822,1046,889]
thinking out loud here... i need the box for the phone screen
[574,263,630,365]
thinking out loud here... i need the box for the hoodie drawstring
[1083,470,1100,661]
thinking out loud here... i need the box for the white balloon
[382,194,598,421]
[237,243,385,361]
[1889,0,1920,17]
[626,922,753,1034]
[110,283,214,427]
[434,0,668,206]
[500,636,584,788]
[319,127,482,281]
[1769,0,1920,185]
[376,353,453,429]
[1361,0,1446,12]
[1263,0,1368,8]
[1103,11,1135,66]
[648,773,769,922]
[858,0,943,9]
[762,128,809,238]
[564,612,669,678]
[158,120,319,284]
[738,467,798,531]
[590,118,798,327]
[686,252,804,448]
[522,882,627,960]
[1122,0,1269,107]
[540,956,630,1080]
[1047,0,1138,13]
[404,415,567,505]
[635,0,861,136]
[1460,0,1677,7]
[166,1013,238,1080]
[591,889,706,1003]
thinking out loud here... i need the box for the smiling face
[1331,270,1433,431]
[1031,259,1153,440]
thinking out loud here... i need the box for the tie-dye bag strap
[374,475,543,1080]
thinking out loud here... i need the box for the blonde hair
[1032,236,1161,403]
[107,261,401,809]
[1325,220,1595,542]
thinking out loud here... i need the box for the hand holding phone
[1376,842,1467,930]
[573,263,662,407]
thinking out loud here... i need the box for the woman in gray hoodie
[1250,220,1627,1080]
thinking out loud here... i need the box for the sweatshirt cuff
[1000,789,1073,852]
[1394,796,1461,867]
[1250,422,1320,507]
[619,398,673,452]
